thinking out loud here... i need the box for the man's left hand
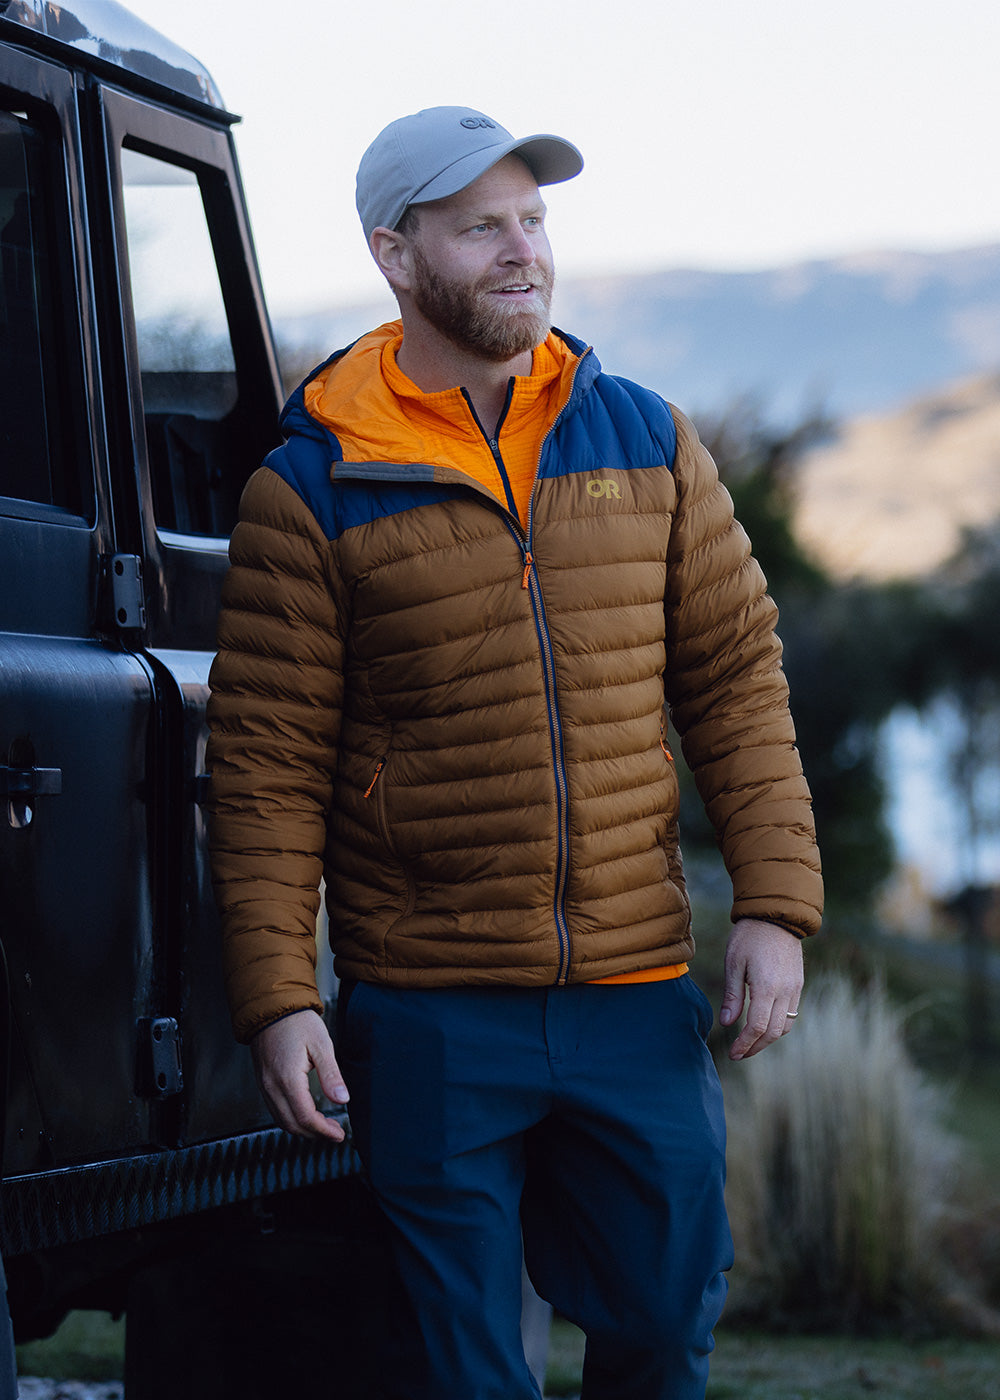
[719,918,804,1060]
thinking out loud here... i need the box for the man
[206,106,823,1400]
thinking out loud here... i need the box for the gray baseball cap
[356,106,583,241]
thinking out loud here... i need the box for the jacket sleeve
[206,466,347,1042]
[664,408,823,937]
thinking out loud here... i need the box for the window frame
[97,83,283,647]
[100,87,282,535]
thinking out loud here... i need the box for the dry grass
[723,973,972,1330]
[545,1319,1000,1399]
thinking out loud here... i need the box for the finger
[729,994,785,1060]
[303,1111,347,1143]
[718,985,746,1029]
[719,950,749,1029]
[268,1075,347,1141]
[256,1054,347,1141]
[781,1002,801,1036]
[314,1048,351,1107]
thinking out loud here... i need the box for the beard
[409,244,554,363]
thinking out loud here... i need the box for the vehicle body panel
[0,2,354,1335]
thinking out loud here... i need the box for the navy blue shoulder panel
[542,368,677,481]
[263,435,342,538]
[263,437,464,544]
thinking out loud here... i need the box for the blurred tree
[921,523,1000,1051]
[931,522,1000,870]
[696,406,1000,941]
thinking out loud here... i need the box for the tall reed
[724,973,961,1329]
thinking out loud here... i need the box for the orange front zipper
[364,757,386,799]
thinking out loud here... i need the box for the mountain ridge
[275,241,1000,422]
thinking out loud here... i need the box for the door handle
[0,766,62,797]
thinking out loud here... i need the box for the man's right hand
[250,1008,350,1142]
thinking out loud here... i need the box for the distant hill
[275,242,1000,422]
[795,371,1000,581]
[551,244,1000,421]
[273,244,1000,584]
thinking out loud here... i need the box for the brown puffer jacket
[207,327,822,1042]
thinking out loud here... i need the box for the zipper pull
[659,717,674,761]
[364,757,386,798]
[521,551,534,589]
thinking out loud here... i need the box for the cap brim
[410,133,583,208]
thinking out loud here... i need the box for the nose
[498,219,536,265]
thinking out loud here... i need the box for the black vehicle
[0,3,383,1391]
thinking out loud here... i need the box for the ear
[370,226,413,293]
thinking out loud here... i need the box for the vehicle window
[0,108,90,518]
[121,146,239,536]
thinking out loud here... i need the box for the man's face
[404,156,555,363]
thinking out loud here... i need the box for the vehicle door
[0,46,157,1176]
[96,82,287,1144]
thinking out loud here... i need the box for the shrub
[723,973,966,1332]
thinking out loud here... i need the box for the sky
[125,0,1000,318]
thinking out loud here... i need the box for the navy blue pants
[337,976,732,1400]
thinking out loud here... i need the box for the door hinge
[136,1016,184,1099]
[106,553,147,631]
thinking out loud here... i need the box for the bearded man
[206,107,823,1400]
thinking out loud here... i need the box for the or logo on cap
[460,117,497,130]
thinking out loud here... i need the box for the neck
[395,321,535,435]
